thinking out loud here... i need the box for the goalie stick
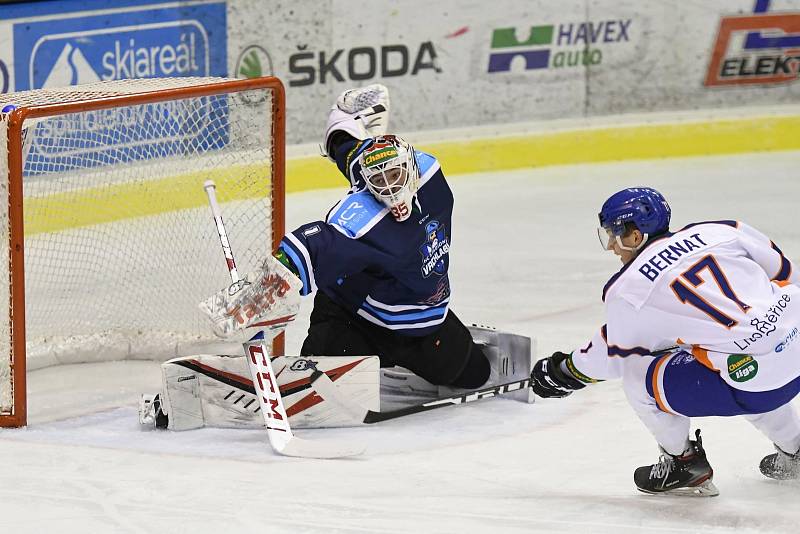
[200,180,299,337]
[310,369,531,424]
[205,180,363,459]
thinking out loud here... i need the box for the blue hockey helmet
[598,187,671,249]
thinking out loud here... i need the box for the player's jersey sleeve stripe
[416,151,441,187]
[602,324,652,357]
[770,241,793,282]
[607,344,653,357]
[278,241,309,295]
[282,234,317,295]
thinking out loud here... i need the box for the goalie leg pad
[158,355,246,431]
[157,353,380,430]
[381,366,439,400]
[439,325,536,403]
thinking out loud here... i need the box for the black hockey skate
[759,445,800,480]
[634,429,719,497]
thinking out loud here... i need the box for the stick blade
[277,436,365,459]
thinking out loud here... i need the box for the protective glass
[597,226,615,250]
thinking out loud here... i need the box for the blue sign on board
[13,3,226,90]
[8,2,228,175]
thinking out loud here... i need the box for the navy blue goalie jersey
[278,139,454,336]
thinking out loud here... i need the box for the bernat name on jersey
[638,233,708,282]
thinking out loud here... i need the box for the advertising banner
[227,0,800,143]
[0,0,228,173]
[2,0,799,146]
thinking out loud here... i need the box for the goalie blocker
[139,325,534,430]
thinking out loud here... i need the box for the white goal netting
[0,77,280,417]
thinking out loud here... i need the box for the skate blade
[637,479,720,498]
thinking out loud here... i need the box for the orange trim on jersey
[690,345,718,372]
[651,356,673,415]
[773,279,792,287]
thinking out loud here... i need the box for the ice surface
[2,151,799,533]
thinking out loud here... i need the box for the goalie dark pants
[301,291,490,388]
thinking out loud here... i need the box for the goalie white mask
[358,135,419,222]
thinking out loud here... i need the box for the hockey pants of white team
[622,356,800,456]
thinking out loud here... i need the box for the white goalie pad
[380,324,536,404]
[468,324,536,403]
[160,353,379,431]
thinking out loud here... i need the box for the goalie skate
[138,393,168,429]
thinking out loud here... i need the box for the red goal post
[0,76,286,427]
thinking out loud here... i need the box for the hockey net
[0,76,285,427]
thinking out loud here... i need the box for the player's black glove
[530,351,587,398]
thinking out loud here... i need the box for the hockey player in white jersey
[530,187,800,496]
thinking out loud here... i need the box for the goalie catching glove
[530,351,588,398]
[323,83,390,160]
[198,254,302,337]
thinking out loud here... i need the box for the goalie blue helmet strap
[599,187,671,237]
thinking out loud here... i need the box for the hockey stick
[308,345,684,425]
[204,180,248,296]
[310,370,531,424]
[202,180,296,330]
[205,180,363,458]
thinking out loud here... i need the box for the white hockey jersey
[571,220,800,392]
